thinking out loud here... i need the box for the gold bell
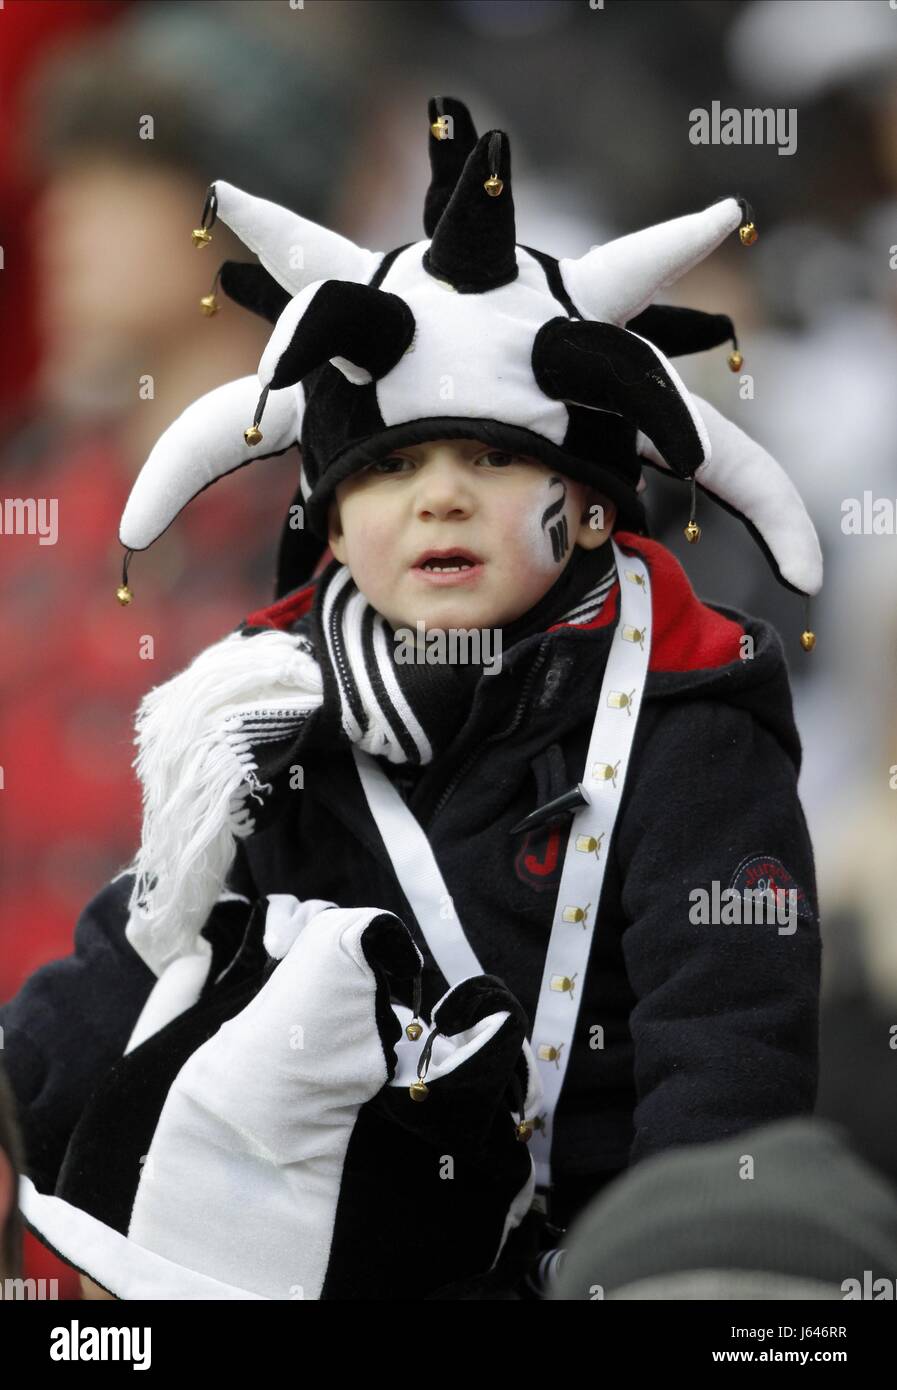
[200,293,219,316]
[116,549,134,605]
[244,386,269,449]
[800,597,815,651]
[739,221,758,246]
[430,116,450,140]
[191,227,212,248]
[407,975,424,1043]
[483,174,503,197]
[727,349,743,372]
[684,476,701,543]
[409,1079,430,1102]
[516,1120,533,1143]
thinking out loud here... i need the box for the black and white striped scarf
[307,545,618,766]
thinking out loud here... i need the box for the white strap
[351,538,652,1192]
[352,748,482,985]
[528,542,651,1186]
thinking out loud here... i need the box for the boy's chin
[389,602,505,633]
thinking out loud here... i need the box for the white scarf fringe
[125,629,323,977]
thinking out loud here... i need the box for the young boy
[1,97,823,1298]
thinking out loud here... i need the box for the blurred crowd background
[1,0,896,1293]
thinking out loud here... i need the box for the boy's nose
[413,455,475,520]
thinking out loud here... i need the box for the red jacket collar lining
[547,531,745,673]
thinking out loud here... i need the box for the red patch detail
[729,854,814,923]
[515,824,563,890]
[244,582,317,632]
[548,531,745,673]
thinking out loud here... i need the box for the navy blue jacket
[0,533,821,1239]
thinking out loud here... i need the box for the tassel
[116,549,134,605]
[244,385,270,446]
[800,596,816,652]
[125,628,323,975]
[200,264,223,317]
[510,1069,533,1143]
[684,476,701,543]
[409,1022,441,1101]
[191,185,218,248]
[483,131,504,197]
[736,195,758,246]
[406,972,424,1041]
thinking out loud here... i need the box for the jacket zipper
[424,637,553,825]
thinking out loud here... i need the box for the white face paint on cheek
[518,477,571,575]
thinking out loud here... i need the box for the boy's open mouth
[411,548,485,585]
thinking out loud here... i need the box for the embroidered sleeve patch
[728,854,815,924]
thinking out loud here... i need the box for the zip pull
[508,784,591,836]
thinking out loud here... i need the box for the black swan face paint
[540,475,569,563]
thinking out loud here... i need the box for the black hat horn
[424,96,480,236]
[423,129,517,293]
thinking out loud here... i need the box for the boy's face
[327,439,617,631]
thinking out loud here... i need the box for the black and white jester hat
[19,900,543,1300]
[117,95,822,644]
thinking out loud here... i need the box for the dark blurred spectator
[0,1062,25,1282]
[549,1117,897,1300]
[0,0,125,416]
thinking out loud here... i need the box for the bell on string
[406,973,424,1042]
[116,550,134,605]
[409,1018,438,1101]
[192,185,218,249]
[244,385,269,448]
[800,598,815,651]
[199,293,219,316]
[516,1119,533,1143]
[483,174,503,197]
[727,349,743,372]
[684,476,701,543]
[739,221,758,246]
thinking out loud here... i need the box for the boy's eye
[369,455,413,474]
[366,449,525,475]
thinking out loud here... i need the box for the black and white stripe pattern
[320,565,433,765]
[315,554,619,766]
[555,565,618,627]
